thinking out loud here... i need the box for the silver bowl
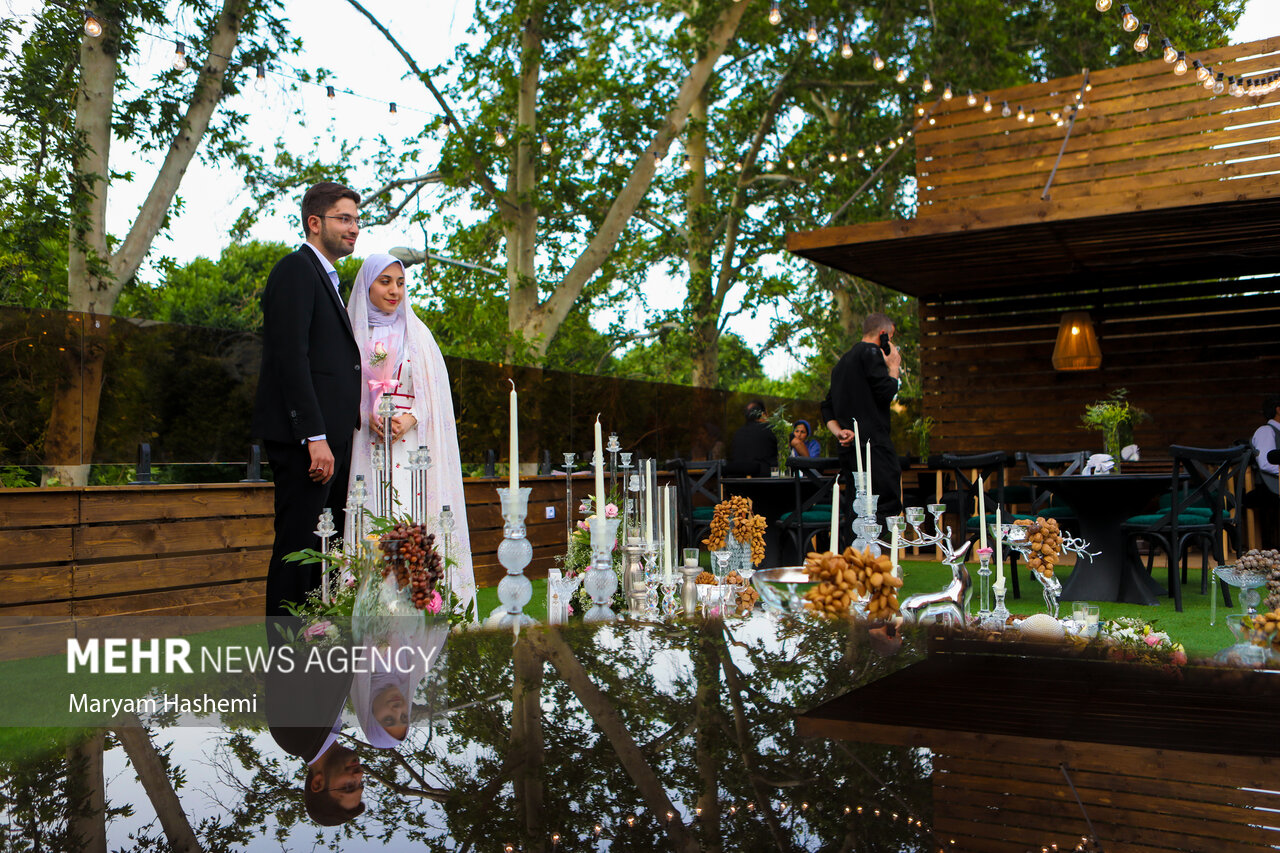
[751,567,816,615]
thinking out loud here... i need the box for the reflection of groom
[253,182,363,616]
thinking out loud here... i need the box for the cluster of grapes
[382,522,445,610]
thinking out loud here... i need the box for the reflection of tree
[3,619,935,851]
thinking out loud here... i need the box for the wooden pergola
[789,37,1280,454]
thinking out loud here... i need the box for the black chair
[777,456,842,562]
[1018,451,1087,527]
[932,451,1021,598]
[669,459,723,551]
[1121,443,1253,612]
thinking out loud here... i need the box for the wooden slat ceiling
[787,37,1280,298]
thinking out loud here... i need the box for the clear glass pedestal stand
[583,515,622,623]
[493,487,536,628]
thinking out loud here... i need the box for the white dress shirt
[1252,419,1280,476]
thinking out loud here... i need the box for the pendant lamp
[1051,311,1101,371]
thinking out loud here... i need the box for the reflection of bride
[347,253,476,614]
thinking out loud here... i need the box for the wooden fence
[0,473,666,660]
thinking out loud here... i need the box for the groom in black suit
[253,182,364,616]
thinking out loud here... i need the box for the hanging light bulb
[83,12,103,38]
[872,50,885,71]
[764,159,775,171]
[1214,72,1226,95]
[895,66,907,83]
[916,105,925,116]
[388,102,398,125]
[494,128,507,147]
[254,64,267,93]
[1193,59,1209,82]
[616,153,628,166]
[826,151,837,163]
[171,41,187,72]
[540,137,552,155]
[806,18,817,44]
[1162,39,1177,63]
[856,148,865,158]
[983,95,992,112]
[1202,71,1216,90]
[768,0,781,26]
[1056,115,1065,127]
[874,142,882,154]
[897,135,905,144]
[1026,109,1036,123]
[733,159,743,172]
[786,155,795,169]
[325,84,336,110]
[1228,75,1241,96]
[928,116,935,125]
[841,36,853,59]
[839,150,848,161]
[1134,23,1150,52]
[1016,104,1026,120]
[922,74,933,93]
[966,89,977,106]
[1001,100,1012,117]
[943,82,953,100]
[887,138,896,149]
[1095,0,1112,10]
[1173,51,1187,76]
[1119,5,1139,32]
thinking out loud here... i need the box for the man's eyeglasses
[324,214,362,229]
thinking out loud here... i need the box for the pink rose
[604,503,619,518]
[426,589,443,614]
[577,519,590,531]
[373,341,387,356]
[303,621,332,640]
[1171,650,1187,665]
[1144,634,1160,647]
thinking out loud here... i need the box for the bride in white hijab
[347,253,476,618]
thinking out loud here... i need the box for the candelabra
[561,452,576,547]
[998,523,1097,619]
[606,432,621,497]
[314,508,336,604]
[975,547,994,625]
[642,540,661,615]
[376,392,397,516]
[346,474,369,555]
[851,491,881,555]
[370,445,387,518]
[493,487,536,627]
[408,445,431,524]
[583,515,622,622]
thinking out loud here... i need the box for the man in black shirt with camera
[821,313,903,533]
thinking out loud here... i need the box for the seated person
[1248,393,1280,547]
[728,400,777,476]
[789,419,821,458]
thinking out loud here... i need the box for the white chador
[347,253,476,617]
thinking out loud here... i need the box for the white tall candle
[508,380,519,492]
[865,440,873,517]
[593,415,606,519]
[891,521,900,571]
[995,506,1004,586]
[829,486,839,554]
[645,459,655,542]
[662,487,673,582]
[854,420,863,475]
[977,470,988,551]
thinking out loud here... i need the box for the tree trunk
[114,716,201,852]
[66,730,107,853]
[686,88,719,389]
[507,5,542,358]
[43,0,247,485]
[693,623,723,853]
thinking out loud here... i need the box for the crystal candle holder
[584,515,622,622]
[975,546,993,620]
[494,487,536,627]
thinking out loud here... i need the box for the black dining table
[1021,473,1171,605]
[720,475,826,567]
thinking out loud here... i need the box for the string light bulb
[897,135,904,144]
[856,148,865,158]
[839,150,848,161]
[1161,38,1177,63]
[943,81,953,100]
[682,155,691,171]
[917,105,925,116]
[84,12,103,38]
[171,41,187,72]
[1193,59,1209,82]
[806,18,818,43]
[874,142,882,154]
[983,95,992,112]
[1202,71,1216,90]
[826,152,836,163]
[1095,0,1112,10]
[494,128,507,147]
[896,66,907,83]
[1214,72,1226,95]
[967,89,977,106]
[922,74,933,93]
[1001,100,1012,117]
[388,102,398,125]
[540,137,552,155]
[1134,23,1150,52]
[786,155,795,169]
[841,36,853,59]
[1026,109,1036,123]
[768,0,781,26]
[1119,4,1138,32]
[325,84,336,110]
[872,50,885,71]
[1229,75,1243,96]
[254,64,267,93]
[734,159,743,172]
[1173,51,1187,76]
[1016,104,1026,120]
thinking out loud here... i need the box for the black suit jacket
[252,247,362,443]
[819,341,899,447]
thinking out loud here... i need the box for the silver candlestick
[346,474,368,556]
[606,432,621,498]
[376,393,397,516]
[314,508,336,604]
[493,487,536,627]
[562,452,576,548]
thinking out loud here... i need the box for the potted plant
[1081,389,1148,469]
[908,416,935,462]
